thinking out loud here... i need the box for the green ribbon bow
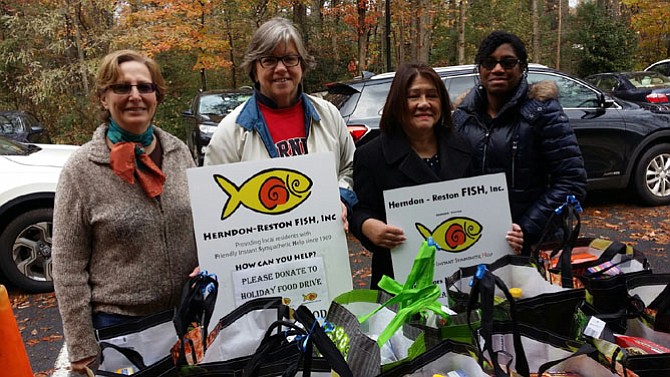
[360,239,451,346]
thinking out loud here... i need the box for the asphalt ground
[7,188,670,375]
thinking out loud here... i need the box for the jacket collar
[87,124,179,165]
[454,79,529,126]
[236,92,321,132]
[380,128,471,184]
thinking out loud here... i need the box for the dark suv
[181,88,253,165]
[323,64,670,206]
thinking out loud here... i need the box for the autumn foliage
[0,0,667,144]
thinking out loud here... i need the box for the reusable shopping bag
[446,254,584,338]
[376,339,489,377]
[176,296,289,369]
[583,323,670,377]
[627,273,670,336]
[466,264,618,377]
[324,239,453,377]
[162,305,353,377]
[567,273,670,376]
[533,196,650,289]
[94,309,177,376]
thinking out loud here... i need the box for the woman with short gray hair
[205,17,356,231]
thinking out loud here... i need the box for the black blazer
[350,127,473,289]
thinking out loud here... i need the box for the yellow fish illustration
[214,168,313,220]
[415,217,482,252]
[302,292,318,302]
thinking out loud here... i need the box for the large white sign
[384,173,513,300]
[188,153,353,321]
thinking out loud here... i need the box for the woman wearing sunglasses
[453,30,587,255]
[204,17,356,231]
[52,50,198,373]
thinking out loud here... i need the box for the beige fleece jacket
[52,124,198,362]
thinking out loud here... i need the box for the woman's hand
[506,223,524,254]
[189,266,201,277]
[341,201,349,233]
[362,218,406,249]
[70,356,96,375]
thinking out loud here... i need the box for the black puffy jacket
[453,79,587,252]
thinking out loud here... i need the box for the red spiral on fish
[259,177,289,209]
[445,224,466,249]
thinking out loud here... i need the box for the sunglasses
[108,83,158,94]
[258,55,301,68]
[480,57,520,70]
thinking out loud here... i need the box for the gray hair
[242,17,316,83]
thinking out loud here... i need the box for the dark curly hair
[475,30,528,71]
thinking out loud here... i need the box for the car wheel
[633,144,670,206]
[0,208,54,292]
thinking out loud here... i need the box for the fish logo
[415,217,483,252]
[214,168,313,220]
[302,292,318,302]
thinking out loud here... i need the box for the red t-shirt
[259,100,308,157]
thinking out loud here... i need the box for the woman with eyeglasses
[453,30,587,255]
[204,17,357,231]
[52,50,198,373]
[352,62,524,289]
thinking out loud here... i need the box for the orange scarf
[108,125,166,198]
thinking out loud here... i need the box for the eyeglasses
[258,55,301,68]
[480,57,520,70]
[108,83,158,94]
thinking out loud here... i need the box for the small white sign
[232,256,328,308]
[187,153,353,321]
[384,173,513,300]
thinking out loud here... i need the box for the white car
[0,136,78,292]
[645,59,670,77]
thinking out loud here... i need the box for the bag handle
[293,305,354,377]
[97,341,147,371]
[532,195,582,288]
[243,320,309,377]
[467,265,530,377]
[173,271,218,365]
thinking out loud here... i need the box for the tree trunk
[556,0,562,69]
[67,0,90,95]
[225,12,237,88]
[357,0,367,72]
[458,0,466,65]
[532,0,540,62]
[415,0,431,63]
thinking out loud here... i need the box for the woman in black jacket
[453,31,587,255]
[351,62,524,289]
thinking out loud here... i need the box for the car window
[444,75,478,103]
[0,115,19,134]
[2,113,28,133]
[352,81,391,118]
[528,72,601,108]
[0,136,29,155]
[590,76,619,92]
[199,93,251,115]
[648,62,670,76]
